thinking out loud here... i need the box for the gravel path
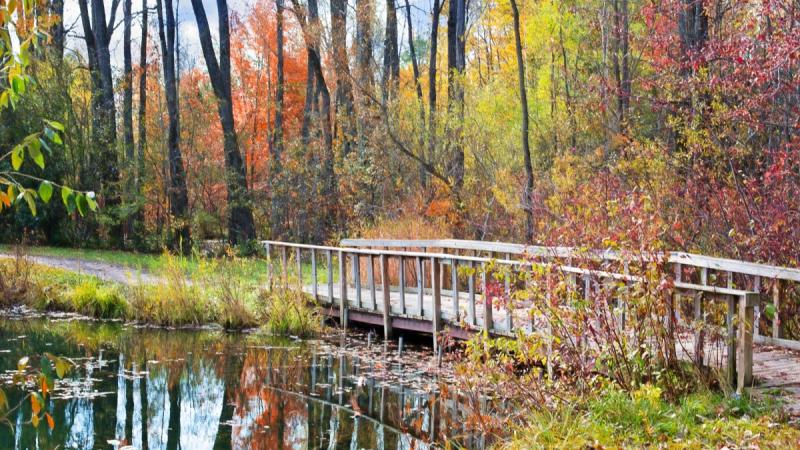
[0,253,159,284]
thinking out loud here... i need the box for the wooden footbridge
[262,239,800,394]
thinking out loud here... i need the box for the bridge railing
[342,238,800,351]
[262,239,765,392]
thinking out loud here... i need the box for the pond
[0,315,489,449]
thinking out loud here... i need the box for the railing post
[753,276,761,337]
[737,293,757,393]
[265,243,272,288]
[505,253,512,332]
[431,256,442,350]
[311,249,318,301]
[482,265,492,332]
[451,258,459,322]
[326,250,333,304]
[726,271,737,387]
[368,254,376,310]
[353,254,362,308]
[338,251,348,328]
[399,255,406,315]
[416,256,424,317]
[381,254,392,339]
[695,267,708,366]
[773,279,783,339]
[468,261,476,326]
[295,247,303,292]
[281,246,288,290]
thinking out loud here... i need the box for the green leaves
[10,145,22,170]
[38,181,53,203]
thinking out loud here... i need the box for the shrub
[67,280,127,318]
[258,289,320,337]
[0,248,32,306]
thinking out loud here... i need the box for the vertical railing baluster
[753,275,761,337]
[773,279,783,339]
[726,271,736,387]
[416,256,424,317]
[368,254,376,310]
[265,243,272,288]
[505,253,512,332]
[381,254,392,338]
[468,261,476,326]
[451,258,459,322]
[399,255,406,314]
[431,256,442,351]
[338,251,347,327]
[353,253,362,308]
[326,250,333,304]
[281,246,288,289]
[311,249,318,301]
[482,264,492,332]
[295,247,303,292]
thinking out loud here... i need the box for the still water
[0,316,488,449]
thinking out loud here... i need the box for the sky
[63,0,431,77]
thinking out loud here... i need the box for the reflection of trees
[65,363,95,450]
[231,349,309,449]
[115,354,126,442]
[147,364,171,450]
[180,359,225,450]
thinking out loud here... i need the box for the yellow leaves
[0,388,7,411]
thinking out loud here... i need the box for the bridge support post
[380,254,392,339]
[431,257,442,352]
[737,293,758,393]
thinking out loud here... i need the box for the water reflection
[0,318,488,449]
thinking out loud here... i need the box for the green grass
[1,245,335,287]
[0,255,322,335]
[499,385,800,449]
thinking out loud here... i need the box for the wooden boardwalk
[263,239,800,398]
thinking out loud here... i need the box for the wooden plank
[696,267,707,366]
[380,254,392,339]
[431,256,442,351]
[754,276,761,337]
[338,251,348,327]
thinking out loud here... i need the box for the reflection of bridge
[263,238,800,395]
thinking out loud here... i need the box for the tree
[77,0,122,244]
[189,0,256,244]
[509,0,533,242]
[122,0,135,242]
[157,0,191,252]
[136,0,148,209]
[382,0,399,96]
[330,0,356,157]
[270,0,287,238]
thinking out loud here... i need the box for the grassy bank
[498,386,799,448]
[0,254,321,336]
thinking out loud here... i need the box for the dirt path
[0,254,159,284]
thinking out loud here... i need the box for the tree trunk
[510,0,534,243]
[270,0,287,238]
[427,0,440,187]
[134,0,148,237]
[79,0,122,246]
[330,0,356,158]
[382,0,399,96]
[446,0,466,234]
[190,0,256,244]
[123,0,135,244]
[50,0,66,61]
[404,0,427,186]
[157,0,191,253]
